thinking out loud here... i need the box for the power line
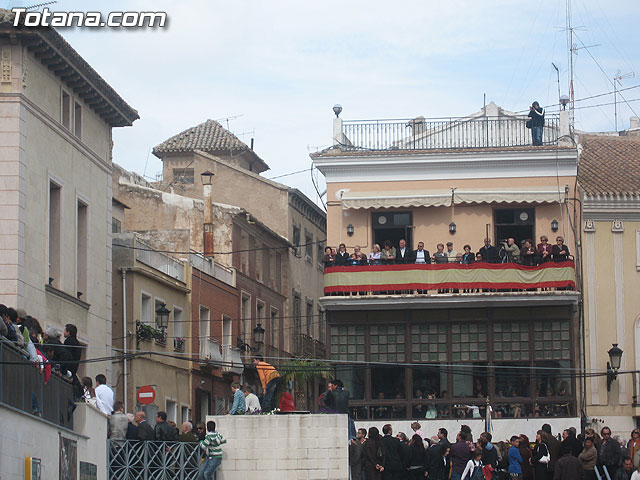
[266,167,311,180]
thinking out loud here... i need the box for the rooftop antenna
[552,63,561,106]
[614,70,635,131]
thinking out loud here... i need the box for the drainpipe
[121,269,128,412]
[203,172,215,257]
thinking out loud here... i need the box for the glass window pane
[336,366,365,400]
[372,366,405,400]
[453,364,487,398]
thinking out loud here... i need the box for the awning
[341,190,452,209]
[453,189,564,205]
[340,188,564,209]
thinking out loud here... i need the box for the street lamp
[200,170,214,185]
[155,303,170,331]
[607,343,624,391]
[333,104,342,118]
[237,324,266,352]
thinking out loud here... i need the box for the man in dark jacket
[450,431,472,480]
[349,428,366,480]
[154,411,178,441]
[528,101,545,146]
[479,239,499,264]
[561,428,582,457]
[480,432,499,469]
[395,239,413,264]
[614,457,634,480]
[554,452,584,480]
[599,427,621,476]
[543,423,563,476]
[381,424,403,480]
[135,411,155,441]
[63,323,83,376]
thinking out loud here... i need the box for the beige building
[578,134,640,433]
[112,232,192,421]
[0,10,137,382]
[152,120,327,357]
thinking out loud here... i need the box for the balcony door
[494,208,535,246]
[372,211,413,250]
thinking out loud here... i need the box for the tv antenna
[614,70,635,131]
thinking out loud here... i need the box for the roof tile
[153,119,250,155]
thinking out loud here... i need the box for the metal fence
[108,440,206,480]
[0,337,74,429]
[341,116,560,151]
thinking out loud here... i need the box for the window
[112,217,122,234]
[48,181,61,288]
[76,200,88,300]
[166,399,177,422]
[293,224,301,255]
[256,301,265,330]
[74,101,82,138]
[141,293,152,324]
[222,315,232,348]
[270,308,278,349]
[293,292,302,353]
[172,168,194,184]
[317,306,325,344]
[61,91,70,129]
[199,306,210,340]
[181,405,189,424]
[306,299,313,337]
[317,243,324,269]
[241,293,251,345]
[305,230,313,262]
[173,307,183,340]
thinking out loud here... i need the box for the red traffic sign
[137,385,156,405]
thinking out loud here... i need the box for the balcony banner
[323,261,576,294]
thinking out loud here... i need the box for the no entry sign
[137,385,156,405]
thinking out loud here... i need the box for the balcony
[323,261,577,298]
[199,337,223,366]
[221,345,244,375]
[0,337,74,429]
[339,115,560,152]
[296,334,327,359]
[136,239,185,282]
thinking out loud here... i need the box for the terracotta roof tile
[153,119,251,155]
[578,135,640,196]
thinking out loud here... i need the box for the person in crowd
[600,427,622,477]
[381,240,396,265]
[552,236,570,262]
[178,421,198,442]
[322,246,335,268]
[532,430,551,480]
[352,246,368,265]
[451,431,473,480]
[585,429,602,450]
[154,411,178,441]
[528,101,545,146]
[508,436,523,479]
[126,413,138,440]
[615,457,635,480]
[479,238,499,263]
[562,427,582,457]
[381,424,403,480]
[554,450,584,480]
[433,244,448,264]
[397,432,412,476]
[108,401,128,441]
[520,240,536,266]
[411,422,425,441]
[94,374,114,416]
[501,238,521,263]
[543,424,562,477]
[461,449,483,480]
[63,323,82,376]
[579,436,598,480]
[81,376,95,403]
[481,432,499,470]
[461,425,474,444]
[334,243,350,266]
[228,382,246,415]
[438,428,451,450]
[519,434,533,480]
[198,420,226,480]
[396,239,413,264]
[455,253,464,264]
[632,462,640,480]
[243,385,261,413]
[279,389,296,412]
[446,242,458,262]
[475,253,484,262]
[134,411,154,441]
[195,422,206,441]
[430,443,451,480]
[413,242,431,265]
[253,356,281,412]
[629,429,640,468]
[368,244,382,265]
[462,245,475,264]
[408,433,426,480]
[350,428,367,480]
[365,426,385,480]
[536,236,552,263]
[0,305,18,342]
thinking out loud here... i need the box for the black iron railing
[108,440,205,480]
[0,336,74,429]
[341,116,560,151]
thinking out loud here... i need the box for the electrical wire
[266,167,311,181]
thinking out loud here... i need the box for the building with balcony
[112,233,192,424]
[312,103,581,435]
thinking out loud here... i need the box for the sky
[6,0,640,205]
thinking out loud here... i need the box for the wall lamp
[449,222,456,235]
[237,323,265,353]
[607,343,623,391]
[346,224,354,237]
[551,219,559,232]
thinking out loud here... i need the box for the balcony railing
[323,261,576,295]
[108,440,203,480]
[296,334,327,359]
[221,345,243,374]
[0,337,74,429]
[340,116,560,151]
[136,239,185,282]
[199,337,223,365]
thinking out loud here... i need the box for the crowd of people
[0,304,85,414]
[322,236,571,268]
[349,423,640,480]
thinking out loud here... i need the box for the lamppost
[607,343,623,391]
[237,323,265,353]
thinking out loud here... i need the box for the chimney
[559,110,570,138]
[201,171,215,257]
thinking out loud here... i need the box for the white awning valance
[340,188,564,209]
[341,190,452,209]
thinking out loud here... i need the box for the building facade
[313,104,582,436]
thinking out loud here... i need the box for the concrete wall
[0,403,108,480]
[207,414,349,480]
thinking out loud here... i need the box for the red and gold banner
[323,261,576,294]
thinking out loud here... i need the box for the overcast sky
[7,0,639,204]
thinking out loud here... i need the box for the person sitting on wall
[552,236,570,262]
[396,239,413,264]
[253,356,281,412]
[335,243,350,266]
[322,246,335,269]
[479,238,499,264]
[381,240,396,265]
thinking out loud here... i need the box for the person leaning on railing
[335,243,350,266]
[322,246,335,268]
[552,236,570,262]
[368,244,382,265]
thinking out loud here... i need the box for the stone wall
[207,414,349,480]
